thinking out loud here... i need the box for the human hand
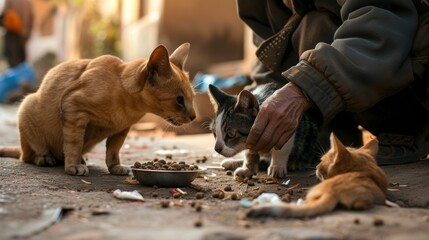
[245,83,312,153]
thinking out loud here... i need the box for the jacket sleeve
[283,0,418,123]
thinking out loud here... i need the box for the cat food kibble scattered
[217,191,225,199]
[212,192,220,198]
[133,160,199,171]
[194,219,203,227]
[160,200,170,208]
[226,170,233,176]
[373,218,384,226]
[212,190,225,199]
[151,192,159,198]
[173,192,182,198]
[247,180,255,186]
[195,192,205,199]
[224,186,232,191]
[195,204,203,212]
[231,193,238,200]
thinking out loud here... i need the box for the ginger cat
[0,43,196,176]
[247,133,388,218]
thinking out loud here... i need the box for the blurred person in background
[1,0,33,68]
[0,0,36,103]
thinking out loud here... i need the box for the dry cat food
[133,159,199,171]
[195,156,208,163]
[195,203,203,212]
[160,200,170,208]
[230,193,238,201]
[194,219,203,227]
[212,190,225,199]
[195,192,205,199]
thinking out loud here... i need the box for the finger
[260,124,284,153]
[274,129,294,150]
[251,118,275,152]
[246,113,268,149]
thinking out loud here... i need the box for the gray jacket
[238,0,428,123]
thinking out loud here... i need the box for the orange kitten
[247,133,388,218]
[0,43,196,176]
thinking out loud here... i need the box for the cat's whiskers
[200,120,213,130]
[192,81,205,91]
[314,142,326,157]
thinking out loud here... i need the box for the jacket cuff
[282,61,344,123]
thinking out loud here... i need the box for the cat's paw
[234,167,253,180]
[268,164,287,179]
[34,155,56,166]
[109,165,130,175]
[221,159,244,171]
[246,205,284,218]
[65,164,89,176]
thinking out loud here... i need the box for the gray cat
[208,83,320,179]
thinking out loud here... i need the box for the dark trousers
[4,32,27,68]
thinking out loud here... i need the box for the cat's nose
[215,146,222,153]
[189,114,196,121]
[215,145,223,153]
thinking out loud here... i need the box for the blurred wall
[26,0,250,80]
[121,0,246,78]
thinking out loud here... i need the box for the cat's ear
[359,138,379,158]
[169,43,190,70]
[208,84,232,110]
[330,133,350,163]
[145,45,173,86]
[235,90,259,117]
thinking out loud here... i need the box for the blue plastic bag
[193,72,249,92]
[0,62,37,103]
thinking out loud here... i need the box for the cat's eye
[176,96,184,106]
[227,131,236,138]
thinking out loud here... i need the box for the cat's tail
[248,193,337,218]
[0,147,21,159]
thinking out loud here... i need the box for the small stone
[224,186,232,192]
[226,170,233,176]
[247,180,255,186]
[151,192,159,198]
[231,193,238,200]
[354,218,360,224]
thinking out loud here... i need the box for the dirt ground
[1,104,429,240]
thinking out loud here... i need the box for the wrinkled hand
[246,83,312,153]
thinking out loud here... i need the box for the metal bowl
[131,167,207,187]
